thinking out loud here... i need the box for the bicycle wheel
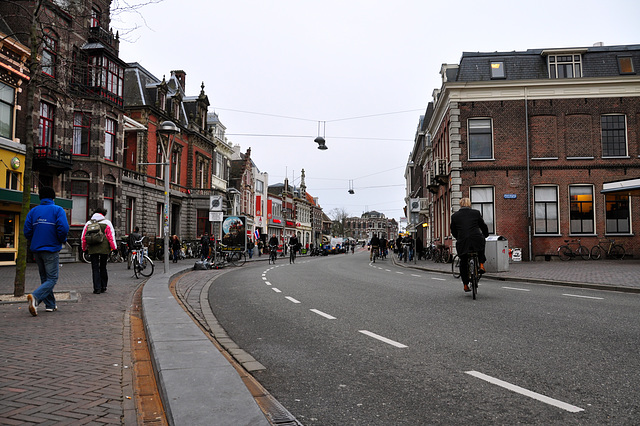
[234,252,246,266]
[452,255,461,278]
[442,250,452,264]
[558,245,572,261]
[469,257,478,300]
[590,246,603,260]
[610,244,625,260]
[80,250,91,263]
[139,255,155,277]
[578,245,590,260]
[133,257,141,279]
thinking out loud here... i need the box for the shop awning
[0,188,73,209]
[601,178,640,196]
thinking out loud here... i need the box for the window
[605,194,630,234]
[256,180,264,194]
[618,56,635,74]
[71,180,89,225]
[39,102,54,147]
[171,150,179,183]
[126,197,134,234]
[534,186,559,234]
[87,56,124,103]
[548,54,582,78]
[0,82,14,139]
[155,144,163,179]
[197,209,209,236]
[73,112,91,155]
[490,61,505,79]
[601,115,627,157]
[6,170,20,190]
[156,203,164,237]
[90,7,101,28]
[105,118,115,160]
[470,187,495,234]
[104,184,114,222]
[569,186,594,234]
[42,30,57,77]
[468,118,493,160]
[196,157,207,188]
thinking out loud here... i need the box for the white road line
[272,288,281,293]
[265,281,271,286]
[465,371,584,413]
[358,330,407,348]
[431,277,446,281]
[285,296,301,304]
[262,277,267,280]
[396,271,404,275]
[562,294,604,300]
[385,269,391,272]
[310,309,336,320]
[411,274,421,277]
[502,286,531,292]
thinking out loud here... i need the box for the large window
[605,194,630,234]
[569,186,594,234]
[104,184,114,222]
[42,30,57,77]
[105,118,116,160]
[0,82,14,139]
[87,56,124,103]
[548,54,582,79]
[6,170,20,190]
[470,187,495,234]
[534,186,559,234]
[90,7,101,27]
[38,102,54,147]
[468,118,493,160]
[73,112,91,155]
[71,180,89,225]
[601,115,627,157]
[155,144,163,179]
[171,150,179,183]
[197,209,209,237]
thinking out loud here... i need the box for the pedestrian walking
[171,235,181,263]
[81,207,116,294]
[247,238,255,259]
[200,232,210,261]
[23,186,70,316]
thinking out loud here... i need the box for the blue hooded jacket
[24,198,70,252]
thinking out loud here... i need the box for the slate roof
[455,44,640,82]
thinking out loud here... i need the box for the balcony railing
[33,146,73,172]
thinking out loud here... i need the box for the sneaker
[45,306,58,312]
[463,284,471,292]
[479,263,486,274]
[27,294,37,316]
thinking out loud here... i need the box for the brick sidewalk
[0,261,142,425]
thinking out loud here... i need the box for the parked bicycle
[557,239,590,261]
[131,238,154,279]
[590,238,625,260]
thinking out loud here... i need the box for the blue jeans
[32,251,60,310]
[247,248,253,259]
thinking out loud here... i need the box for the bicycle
[269,245,278,264]
[590,238,625,260]
[131,238,154,279]
[467,252,481,300]
[217,243,246,267]
[371,246,379,263]
[452,254,461,278]
[557,239,590,261]
[289,244,296,264]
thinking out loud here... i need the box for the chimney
[172,70,186,91]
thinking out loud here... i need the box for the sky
[111,0,640,223]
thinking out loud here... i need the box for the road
[207,250,640,425]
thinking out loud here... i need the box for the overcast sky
[111,0,640,223]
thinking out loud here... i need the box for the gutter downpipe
[525,88,532,261]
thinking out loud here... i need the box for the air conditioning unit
[419,198,429,211]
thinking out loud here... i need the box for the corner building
[421,44,640,260]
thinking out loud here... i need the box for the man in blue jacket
[23,187,69,316]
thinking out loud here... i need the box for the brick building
[409,43,640,261]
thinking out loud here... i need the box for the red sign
[256,195,262,216]
[267,200,272,219]
[273,219,281,224]
[285,221,295,227]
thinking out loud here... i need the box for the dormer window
[159,92,166,110]
[548,54,582,78]
[490,61,505,79]
[90,7,101,28]
[618,56,635,74]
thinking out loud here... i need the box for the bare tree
[329,207,349,237]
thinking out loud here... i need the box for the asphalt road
[207,250,640,425]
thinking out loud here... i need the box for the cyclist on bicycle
[369,233,380,261]
[289,234,299,263]
[450,197,489,292]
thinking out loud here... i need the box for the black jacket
[450,207,489,256]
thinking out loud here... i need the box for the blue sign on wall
[504,194,517,199]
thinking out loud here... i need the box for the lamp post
[157,121,180,273]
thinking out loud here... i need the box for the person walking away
[171,235,181,263]
[24,187,69,316]
[369,233,380,261]
[450,197,489,292]
[200,232,210,261]
[127,226,142,269]
[81,207,116,294]
[247,238,255,259]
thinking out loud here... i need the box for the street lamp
[315,121,328,150]
[227,187,240,216]
[157,120,180,273]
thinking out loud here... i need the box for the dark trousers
[90,253,109,292]
[458,252,487,285]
